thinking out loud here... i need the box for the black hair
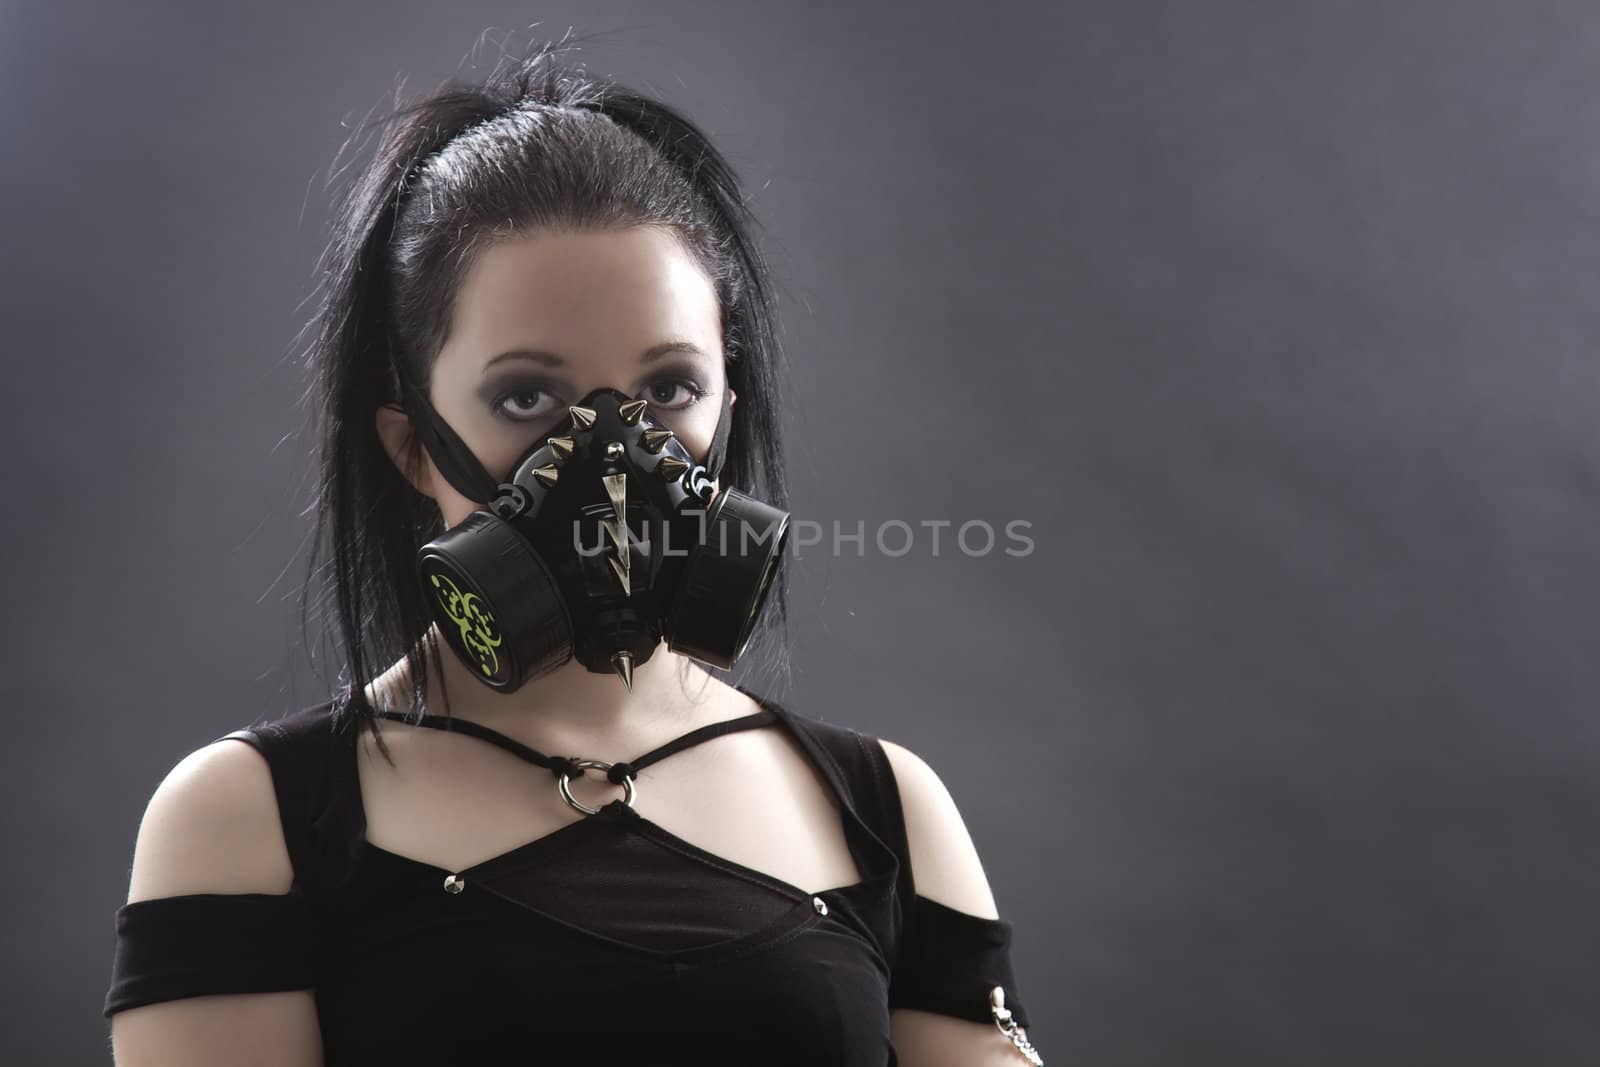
[292,34,792,753]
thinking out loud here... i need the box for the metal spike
[607,555,632,597]
[656,455,690,480]
[611,650,634,689]
[532,464,560,488]
[547,436,575,460]
[568,405,597,431]
[639,428,674,454]
[602,472,627,522]
[618,399,648,425]
[606,515,631,576]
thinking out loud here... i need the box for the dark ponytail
[292,35,792,743]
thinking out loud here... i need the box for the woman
[104,38,1042,1066]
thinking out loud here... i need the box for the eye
[492,385,563,423]
[640,377,709,411]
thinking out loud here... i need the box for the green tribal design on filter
[430,574,504,678]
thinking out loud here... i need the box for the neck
[363,623,734,752]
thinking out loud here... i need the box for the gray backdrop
[6,1,1598,1063]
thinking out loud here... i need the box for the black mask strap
[398,376,501,506]
[703,381,735,482]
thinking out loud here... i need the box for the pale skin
[112,225,1025,1066]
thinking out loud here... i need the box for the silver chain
[989,985,1044,1065]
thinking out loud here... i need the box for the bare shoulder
[113,739,321,1065]
[876,738,999,920]
[125,735,295,902]
[879,739,1026,1065]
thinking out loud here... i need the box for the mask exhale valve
[410,387,789,692]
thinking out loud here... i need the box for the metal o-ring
[557,759,638,815]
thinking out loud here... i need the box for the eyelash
[492,377,710,422]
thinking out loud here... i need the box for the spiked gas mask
[395,379,789,692]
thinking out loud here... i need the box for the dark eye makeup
[485,372,711,424]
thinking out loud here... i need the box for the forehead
[447,225,720,353]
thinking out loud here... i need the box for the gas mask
[396,379,789,692]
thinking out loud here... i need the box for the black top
[104,685,1032,1065]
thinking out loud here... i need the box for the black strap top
[104,685,1033,1065]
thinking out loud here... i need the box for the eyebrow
[482,340,709,373]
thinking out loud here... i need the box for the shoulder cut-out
[125,737,296,902]
[877,738,999,921]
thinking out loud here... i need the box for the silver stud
[639,428,674,453]
[531,464,559,488]
[812,895,829,915]
[611,650,634,689]
[607,555,632,596]
[443,874,465,894]
[568,405,597,431]
[600,474,631,596]
[605,441,624,461]
[656,455,689,480]
[618,399,648,425]
[602,472,627,522]
[547,435,575,460]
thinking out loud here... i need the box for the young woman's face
[378,225,734,526]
